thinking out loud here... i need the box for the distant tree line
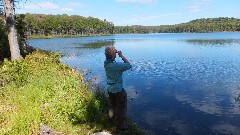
[114,25,159,34]
[114,17,240,33]
[14,15,240,37]
[21,13,114,36]
[1,13,114,60]
[2,14,240,61]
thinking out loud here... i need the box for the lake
[28,33,240,135]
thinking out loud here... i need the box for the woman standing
[104,46,132,130]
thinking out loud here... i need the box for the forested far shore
[16,13,114,37]
[3,14,237,38]
[1,14,240,61]
[115,17,240,33]
[12,14,240,38]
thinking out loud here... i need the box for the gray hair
[105,46,115,59]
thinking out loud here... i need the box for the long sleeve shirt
[104,59,132,93]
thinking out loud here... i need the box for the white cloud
[188,5,201,13]
[23,2,59,11]
[143,13,181,20]
[19,2,74,13]
[201,0,212,2]
[175,94,223,115]
[212,123,240,135]
[112,13,181,25]
[126,85,139,99]
[187,0,212,13]
[61,8,74,12]
[67,2,86,8]
[115,0,155,4]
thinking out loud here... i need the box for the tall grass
[0,51,145,135]
[0,51,108,134]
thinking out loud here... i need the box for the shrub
[0,51,145,135]
[0,51,108,134]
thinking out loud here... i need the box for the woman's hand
[117,50,123,57]
[117,50,130,63]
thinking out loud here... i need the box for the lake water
[28,33,240,135]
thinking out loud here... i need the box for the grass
[0,51,146,135]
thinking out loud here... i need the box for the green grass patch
[0,51,145,135]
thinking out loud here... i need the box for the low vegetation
[0,51,144,135]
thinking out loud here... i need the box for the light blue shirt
[104,59,132,93]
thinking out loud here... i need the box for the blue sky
[16,0,240,26]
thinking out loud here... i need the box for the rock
[40,123,53,135]
[92,131,112,135]
[39,123,63,135]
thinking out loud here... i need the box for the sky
[16,0,240,26]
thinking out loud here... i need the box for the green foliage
[114,25,158,34]
[114,17,240,33]
[79,41,115,49]
[23,13,114,37]
[158,17,240,33]
[0,51,107,134]
[0,59,28,86]
[0,51,145,135]
[0,14,34,61]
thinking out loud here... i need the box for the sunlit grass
[0,51,145,135]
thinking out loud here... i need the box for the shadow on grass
[69,90,148,134]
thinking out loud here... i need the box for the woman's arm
[117,51,130,63]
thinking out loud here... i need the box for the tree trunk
[3,0,20,61]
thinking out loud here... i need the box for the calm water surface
[28,33,240,135]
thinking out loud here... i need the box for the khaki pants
[108,90,127,129]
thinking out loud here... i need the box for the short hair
[105,46,115,59]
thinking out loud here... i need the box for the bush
[0,15,35,61]
[0,51,108,134]
[0,51,145,135]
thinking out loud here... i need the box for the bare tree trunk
[3,0,20,61]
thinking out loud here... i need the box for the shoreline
[27,34,113,39]
[0,51,147,135]
[27,31,240,39]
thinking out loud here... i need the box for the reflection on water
[28,33,240,135]
[184,39,240,46]
[74,40,115,49]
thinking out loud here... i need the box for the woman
[104,46,132,130]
